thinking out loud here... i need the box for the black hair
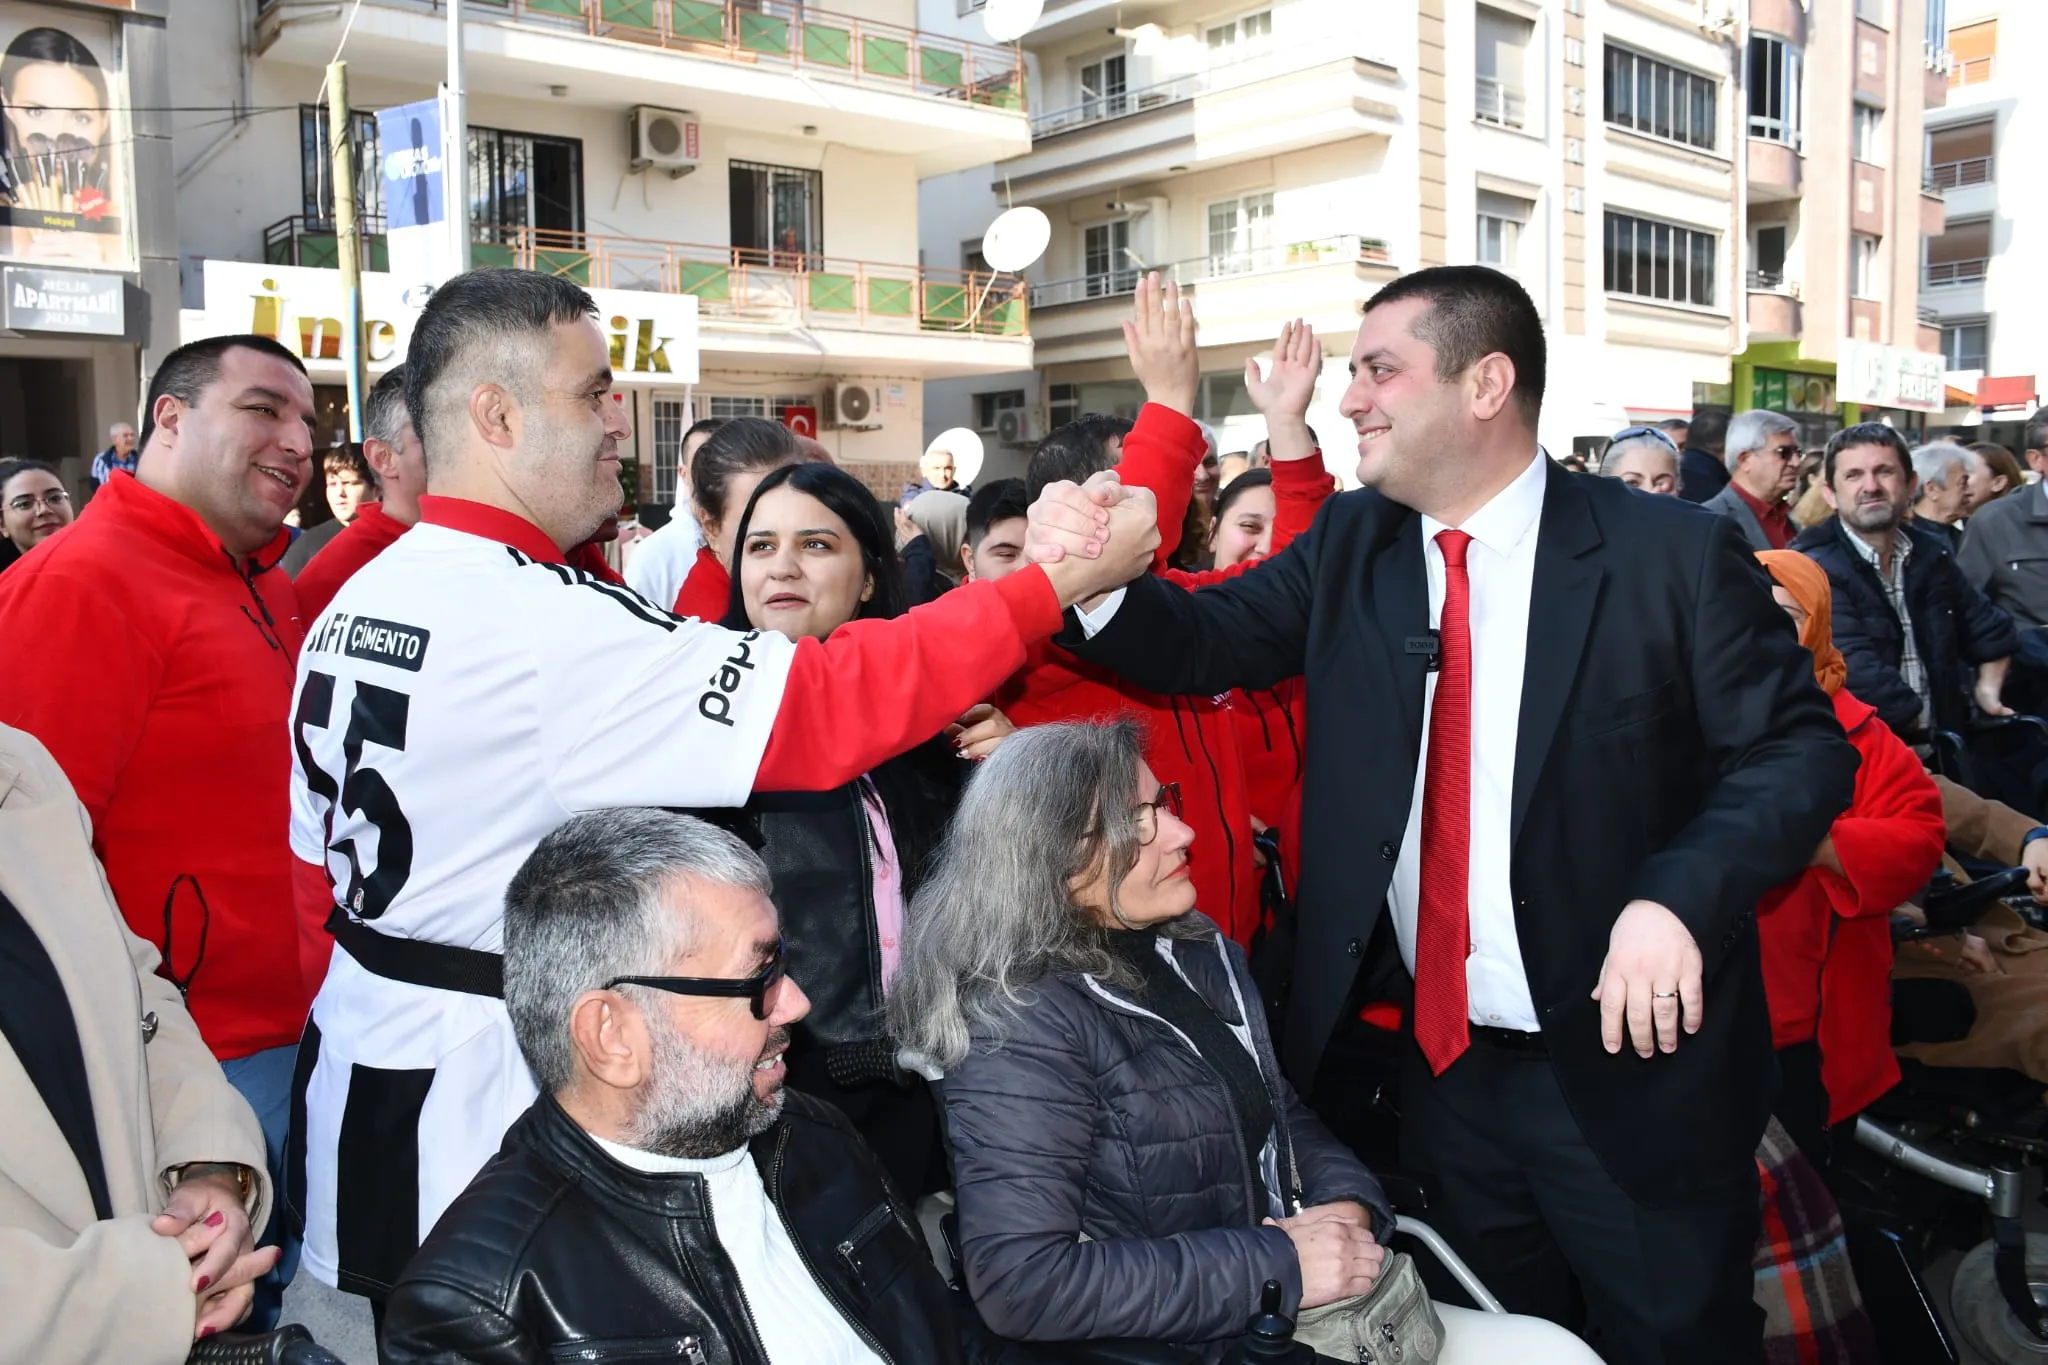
[1654,417,1690,435]
[964,476,1027,551]
[1025,413,1134,502]
[0,457,58,492]
[404,268,597,466]
[1687,408,1730,453]
[721,462,906,631]
[362,365,410,449]
[683,416,726,449]
[1362,265,1546,426]
[2025,406,2048,457]
[322,443,376,480]
[139,334,308,452]
[1823,421,1913,486]
[1211,466,1273,525]
[690,416,811,530]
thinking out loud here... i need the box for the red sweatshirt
[294,502,409,620]
[674,546,732,620]
[1756,688,1944,1122]
[0,472,309,1060]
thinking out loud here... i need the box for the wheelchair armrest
[1377,1172,1430,1215]
[1912,865,2032,937]
[187,1325,344,1365]
[1970,713,2048,743]
[1927,729,1969,781]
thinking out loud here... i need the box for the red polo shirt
[1732,481,1796,550]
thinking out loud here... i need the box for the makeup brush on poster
[54,133,107,217]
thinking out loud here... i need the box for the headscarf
[1756,550,1846,695]
[905,489,970,588]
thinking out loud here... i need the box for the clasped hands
[1264,1201,1385,1309]
[152,1168,276,1340]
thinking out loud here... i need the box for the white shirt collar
[1419,448,1548,557]
[590,1132,751,1176]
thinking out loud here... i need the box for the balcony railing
[1030,73,1200,137]
[1029,235,1391,309]
[259,0,1027,112]
[1928,157,1992,190]
[1925,258,1989,286]
[262,216,1030,338]
[1475,75,1527,129]
[1746,270,1800,297]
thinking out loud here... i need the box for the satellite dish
[980,206,1051,273]
[982,0,1043,43]
[927,427,985,488]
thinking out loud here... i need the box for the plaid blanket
[1753,1118,1880,1364]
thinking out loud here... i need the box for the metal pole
[445,0,470,273]
[328,59,365,442]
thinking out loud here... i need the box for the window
[729,161,821,266]
[1050,379,1144,429]
[974,390,1027,430]
[1949,18,1993,85]
[1603,211,1717,307]
[1206,192,1275,274]
[1927,120,1993,189]
[1851,103,1885,164]
[1567,186,1584,213]
[1083,220,1137,297]
[1941,319,1988,370]
[1199,371,1258,422]
[1604,46,1718,150]
[1205,10,1272,63]
[1750,223,1789,289]
[1049,383,1079,430]
[1850,233,1881,299]
[299,106,382,224]
[1855,0,1886,24]
[1079,53,1128,120]
[469,126,584,243]
[704,394,816,420]
[650,398,685,504]
[1565,36,1584,67]
[1748,34,1803,146]
[1476,191,1530,269]
[1475,7,1532,129]
[1926,217,1991,285]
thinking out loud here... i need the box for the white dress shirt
[1390,450,1547,1032]
[624,511,706,612]
[591,1134,886,1365]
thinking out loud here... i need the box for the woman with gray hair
[1595,425,1682,495]
[888,720,1392,1358]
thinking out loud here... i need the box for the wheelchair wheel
[1952,1234,2048,1361]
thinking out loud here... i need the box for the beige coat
[0,724,271,1365]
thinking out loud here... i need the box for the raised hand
[1245,319,1321,465]
[1591,900,1704,1057]
[1122,272,1199,417]
[1035,478,1160,610]
[1025,470,1123,566]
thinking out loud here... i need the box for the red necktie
[1415,529,1473,1075]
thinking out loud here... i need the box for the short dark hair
[690,417,815,530]
[322,443,375,479]
[139,334,308,452]
[965,477,1027,551]
[1026,414,1133,502]
[1686,408,1730,454]
[683,416,726,450]
[0,457,58,494]
[404,268,597,469]
[721,461,906,630]
[2024,406,2048,457]
[1211,466,1273,524]
[1362,265,1545,426]
[1823,421,1913,486]
[1654,417,1689,436]
[363,365,410,449]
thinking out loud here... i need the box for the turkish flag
[783,406,819,438]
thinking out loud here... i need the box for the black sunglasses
[605,938,787,1020]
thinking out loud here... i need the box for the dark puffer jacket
[940,916,1391,1358]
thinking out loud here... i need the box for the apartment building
[1921,0,2042,436]
[921,0,1946,480]
[171,0,1034,511]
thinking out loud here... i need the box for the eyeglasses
[1134,782,1184,846]
[1608,426,1679,453]
[605,938,787,1020]
[1762,443,1802,460]
[7,489,70,514]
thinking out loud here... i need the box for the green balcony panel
[300,233,340,270]
[808,272,857,312]
[869,277,915,318]
[739,10,788,55]
[674,261,731,301]
[471,242,517,270]
[862,35,908,79]
[601,0,657,28]
[526,0,587,16]
[264,239,290,267]
[986,297,1023,335]
[366,235,389,273]
[803,23,852,67]
[920,47,964,89]
[671,0,724,42]
[534,249,593,285]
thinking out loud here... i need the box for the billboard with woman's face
[0,6,133,271]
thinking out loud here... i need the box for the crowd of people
[9,255,2048,1365]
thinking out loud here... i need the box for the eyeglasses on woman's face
[7,488,70,514]
[604,937,787,1020]
[1133,782,1184,847]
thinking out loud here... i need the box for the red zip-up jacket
[674,546,731,619]
[0,472,309,1060]
[294,501,410,620]
[1756,688,1944,1123]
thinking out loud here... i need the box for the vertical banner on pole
[377,99,452,305]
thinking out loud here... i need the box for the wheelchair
[186,1324,344,1365]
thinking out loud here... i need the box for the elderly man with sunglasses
[1702,410,1803,551]
[382,808,1029,1365]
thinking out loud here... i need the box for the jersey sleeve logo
[304,613,432,672]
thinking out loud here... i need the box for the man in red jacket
[0,332,317,1325]
[294,364,420,619]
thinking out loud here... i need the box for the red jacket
[0,473,309,1060]
[294,502,409,619]
[1756,688,1944,1122]
[674,546,731,620]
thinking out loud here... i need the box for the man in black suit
[1025,266,1857,1362]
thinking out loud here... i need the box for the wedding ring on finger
[1652,991,1679,1000]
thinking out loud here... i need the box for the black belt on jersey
[326,906,504,998]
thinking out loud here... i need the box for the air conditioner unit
[994,407,1043,446]
[826,382,885,430]
[630,106,700,178]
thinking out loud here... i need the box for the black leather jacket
[380,1090,1019,1365]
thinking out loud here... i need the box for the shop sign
[2,263,120,334]
[189,260,700,383]
[1752,368,1837,416]
[1838,339,1945,413]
